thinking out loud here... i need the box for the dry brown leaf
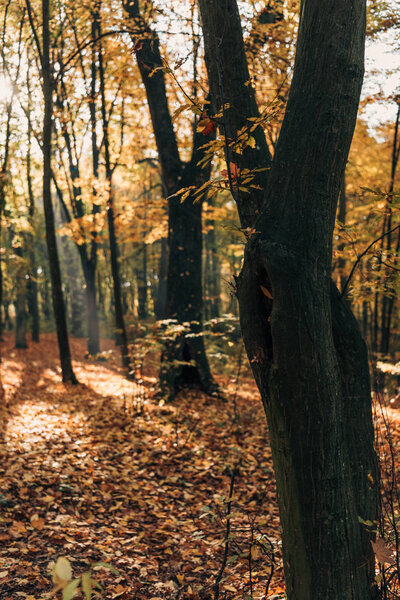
[371,537,396,565]
[260,285,273,300]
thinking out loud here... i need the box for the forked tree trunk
[199,0,379,597]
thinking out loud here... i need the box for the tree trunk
[137,243,148,319]
[154,237,167,320]
[199,0,378,597]
[161,178,214,397]
[41,0,77,384]
[14,246,28,349]
[123,0,216,398]
[97,31,131,376]
[15,287,28,349]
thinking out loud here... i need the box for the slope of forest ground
[0,334,286,600]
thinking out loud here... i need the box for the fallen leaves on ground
[0,333,284,600]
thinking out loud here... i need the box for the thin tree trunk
[97,30,131,375]
[137,243,147,319]
[26,65,40,342]
[41,0,77,384]
[155,237,167,320]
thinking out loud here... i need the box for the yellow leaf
[176,574,184,585]
[0,571,8,578]
[54,557,72,583]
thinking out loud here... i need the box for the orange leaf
[221,162,240,181]
[260,285,273,300]
[201,119,217,136]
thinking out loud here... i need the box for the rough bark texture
[198,0,379,597]
[124,0,216,398]
[42,0,77,384]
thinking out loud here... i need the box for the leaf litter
[0,333,285,599]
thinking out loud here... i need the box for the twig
[213,466,237,600]
[341,224,400,297]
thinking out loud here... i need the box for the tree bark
[41,0,77,384]
[154,237,167,320]
[198,0,379,597]
[124,0,216,398]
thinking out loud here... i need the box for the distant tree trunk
[205,219,221,319]
[373,103,399,389]
[337,175,348,294]
[97,30,131,376]
[199,0,379,597]
[15,282,28,349]
[41,0,77,384]
[154,237,167,320]
[379,104,399,359]
[13,244,28,349]
[137,244,147,319]
[26,48,40,342]
[123,0,216,398]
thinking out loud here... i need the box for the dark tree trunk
[154,237,167,320]
[199,0,378,597]
[26,49,40,343]
[123,0,216,398]
[15,288,28,349]
[161,168,214,397]
[379,104,400,360]
[205,221,221,319]
[41,0,77,384]
[14,247,28,350]
[137,243,148,319]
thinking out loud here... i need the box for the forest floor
[0,333,285,600]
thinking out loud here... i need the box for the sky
[363,32,400,129]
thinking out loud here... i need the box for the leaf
[172,104,192,122]
[221,162,240,181]
[54,557,73,583]
[81,572,92,600]
[63,578,81,600]
[371,537,396,565]
[260,285,273,300]
[31,515,45,530]
[201,119,217,136]
[93,561,120,575]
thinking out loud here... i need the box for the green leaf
[93,561,119,575]
[62,578,80,600]
[81,572,92,600]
